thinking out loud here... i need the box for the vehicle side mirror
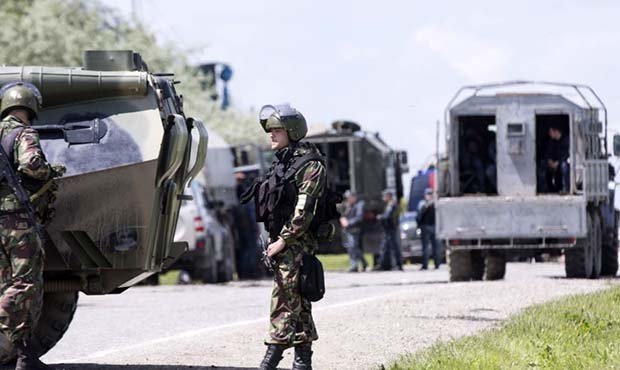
[398,150,409,174]
[614,134,620,157]
[398,150,408,166]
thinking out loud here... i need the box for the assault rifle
[259,236,276,272]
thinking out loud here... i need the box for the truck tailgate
[436,195,586,239]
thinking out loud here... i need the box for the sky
[103,0,620,178]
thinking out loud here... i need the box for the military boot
[259,344,286,370]
[14,340,53,370]
[292,343,313,370]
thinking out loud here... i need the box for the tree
[0,0,266,146]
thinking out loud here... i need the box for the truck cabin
[448,91,605,198]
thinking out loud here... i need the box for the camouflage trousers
[0,213,44,343]
[266,243,318,346]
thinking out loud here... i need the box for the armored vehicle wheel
[485,253,506,280]
[565,212,597,278]
[601,212,618,277]
[0,291,78,364]
[447,249,472,282]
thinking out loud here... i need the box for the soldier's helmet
[259,103,307,142]
[0,81,43,120]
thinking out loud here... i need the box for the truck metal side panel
[436,195,586,239]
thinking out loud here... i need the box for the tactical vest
[241,143,342,241]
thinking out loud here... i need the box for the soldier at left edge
[0,81,64,370]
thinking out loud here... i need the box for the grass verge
[317,253,374,271]
[388,285,620,370]
[158,270,179,285]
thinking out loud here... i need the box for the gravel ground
[26,262,620,370]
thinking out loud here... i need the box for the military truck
[0,50,207,361]
[436,81,617,281]
[305,120,408,254]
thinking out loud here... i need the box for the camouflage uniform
[266,143,326,346]
[0,115,52,343]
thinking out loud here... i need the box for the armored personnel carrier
[436,81,617,281]
[0,50,207,361]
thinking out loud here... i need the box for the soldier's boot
[259,344,285,370]
[292,343,313,370]
[14,340,53,370]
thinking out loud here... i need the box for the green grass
[317,253,374,271]
[158,270,179,285]
[388,285,620,370]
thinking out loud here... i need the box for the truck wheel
[200,254,218,284]
[0,291,79,364]
[470,250,485,281]
[601,212,618,276]
[485,253,506,280]
[590,211,602,279]
[217,228,235,283]
[447,249,472,282]
[565,213,594,278]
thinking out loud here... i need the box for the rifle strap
[0,127,24,168]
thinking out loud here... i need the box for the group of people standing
[340,186,441,272]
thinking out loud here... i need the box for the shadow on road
[39,365,259,370]
[337,279,448,290]
[407,314,502,323]
[546,275,620,280]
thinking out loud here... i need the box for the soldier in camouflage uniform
[246,104,325,370]
[0,82,58,370]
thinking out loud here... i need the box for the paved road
[30,262,619,370]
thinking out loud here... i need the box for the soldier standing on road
[377,190,403,271]
[242,103,325,370]
[0,82,59,370]
[340,190,368,272]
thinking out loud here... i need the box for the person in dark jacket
[542,125,570,193]
[340,190,368,272]
[378,190,402,270]
[417,188,441,270]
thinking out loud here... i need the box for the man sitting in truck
[460,130,486,193]
[542,124,570,193]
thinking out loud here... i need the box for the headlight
[416,228,422,237]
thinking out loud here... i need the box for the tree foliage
[0,0,265,146]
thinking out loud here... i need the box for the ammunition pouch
[299,253,325,302]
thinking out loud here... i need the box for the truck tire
[590,211,602,279]
[199,254,218,284]
[565,212,594,278]
[600,212,618,277]
[485,253,506,280]
[217,228,235,283]
[0,291,78,364]
[447,249,472,282]
[470,250,485,281]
